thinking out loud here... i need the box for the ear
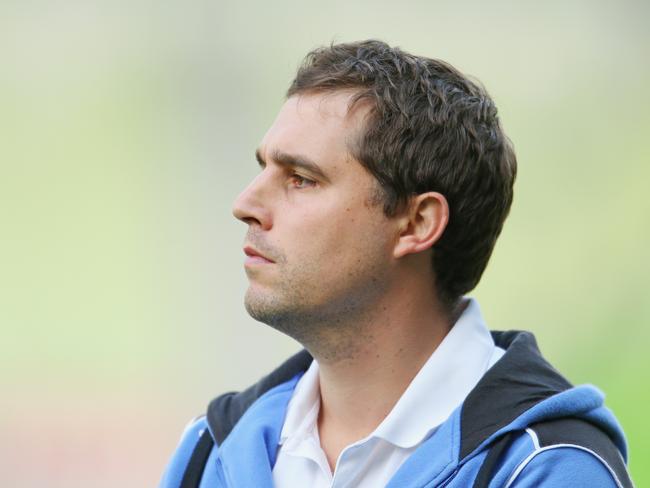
[393,192,449,259]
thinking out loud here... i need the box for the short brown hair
[287,40,517,308]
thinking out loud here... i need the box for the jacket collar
[206,330,626,486]
[207,330,574,458]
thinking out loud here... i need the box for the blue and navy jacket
[160,331,633,487]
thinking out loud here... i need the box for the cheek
[285,220,348,266]
[298,208,388,270]
[274,186,392,267]
[311,206,360,250]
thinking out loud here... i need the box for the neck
[304,269,456,467]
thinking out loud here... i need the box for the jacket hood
[460,330,627,461]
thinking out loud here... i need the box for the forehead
[259,92,368,167]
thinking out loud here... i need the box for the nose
[232,172,273,230]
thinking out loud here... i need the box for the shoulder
[506,444,621,487]
[503,418,632,487]
[159,416,212,488]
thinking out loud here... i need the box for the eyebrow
[255,149,331,183]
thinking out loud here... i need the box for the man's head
[233,40,516,342]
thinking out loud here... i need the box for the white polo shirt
[272,298,505,488]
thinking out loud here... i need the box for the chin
[245,287,285,323]
[244,286,317,337]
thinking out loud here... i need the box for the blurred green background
[1,0,648,486]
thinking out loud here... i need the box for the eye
[290,173,317,189]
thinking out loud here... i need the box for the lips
[243,245,274,264]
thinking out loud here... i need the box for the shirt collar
[373,297,501,447]
[278,297,502,449]
[278,357,320,446]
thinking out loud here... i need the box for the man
[160,40,632,487]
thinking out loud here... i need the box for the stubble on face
[243,207,391,362]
